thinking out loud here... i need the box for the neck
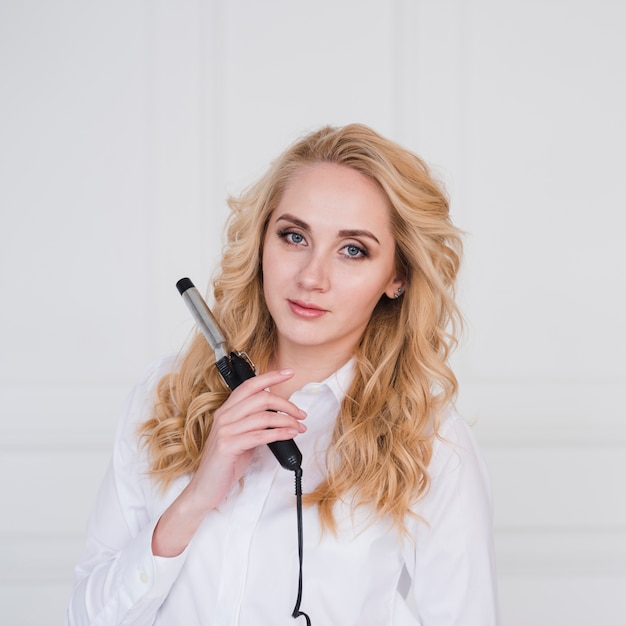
[267,343,353,399]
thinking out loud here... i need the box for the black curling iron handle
[218,352,303,472]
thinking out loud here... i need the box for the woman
[67,124,499,625]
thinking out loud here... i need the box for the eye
[277,229,306,246]
[341,243,369,259]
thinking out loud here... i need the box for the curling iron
[175,277,303,472]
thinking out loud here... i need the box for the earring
[394,287,404,300]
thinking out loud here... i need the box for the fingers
[216,368,307,425]
[226,368,295,403]
[217,409,306,446]
[210,368,307,454]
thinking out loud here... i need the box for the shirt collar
[299,357,355,405]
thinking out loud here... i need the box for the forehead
[275,163,392,228]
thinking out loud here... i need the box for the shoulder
[136,354,179,395]
[405,407,494,537]
[428,407,492,492]
[113,355,180,456]
[406,408,499,624]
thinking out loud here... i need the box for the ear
[385,277,406,300]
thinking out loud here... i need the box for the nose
[296,252,330,292]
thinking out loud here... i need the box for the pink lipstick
[288,299,328,319]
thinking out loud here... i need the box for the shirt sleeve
[404,412,500,626]
[66,358,189,626]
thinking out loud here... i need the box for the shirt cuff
[116,517,189,609]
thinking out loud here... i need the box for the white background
[1,1,625,624]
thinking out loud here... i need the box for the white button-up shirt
[66,357,499,625]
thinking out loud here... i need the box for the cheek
[338,284,380,322]
[346,269,393,301]
[261,248,278,284]
[261,245,289,293]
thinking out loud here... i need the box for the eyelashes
[277,229,305,246]
[276,229,370,259]
[342,243,369,259]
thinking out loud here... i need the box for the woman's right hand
[152,368,306,557]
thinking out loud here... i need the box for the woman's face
[262,162,403,362]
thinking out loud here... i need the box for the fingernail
[280,368,294,376]
[299,409,307,417]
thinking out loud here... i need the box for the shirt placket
[213,451,280,625]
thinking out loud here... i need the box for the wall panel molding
[458,381,626,445]
[146,0,216,360]
[0,384,130,449]
[393,0,464,195]
[0,535,81,583]
[495,528,626,576]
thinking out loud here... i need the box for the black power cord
[291,468,311,625]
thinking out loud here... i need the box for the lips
[288,299,328,319]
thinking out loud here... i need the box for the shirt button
[139,571,149,584]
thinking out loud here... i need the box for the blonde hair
[139,124,463,534]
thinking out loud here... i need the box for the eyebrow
[275,213,381,244]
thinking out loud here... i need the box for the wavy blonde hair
[139,124,463,534]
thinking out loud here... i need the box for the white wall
[1,1,624,624]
